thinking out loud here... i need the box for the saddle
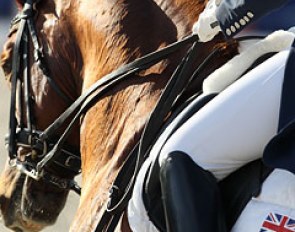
[142,93,273,232]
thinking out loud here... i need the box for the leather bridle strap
[8,0,72,159]
[11,1,73,104]
[8,0,81,194]
[9,9,27,158]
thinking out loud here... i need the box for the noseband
[7,0,81,194]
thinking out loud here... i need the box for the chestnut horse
[0,0,239,231]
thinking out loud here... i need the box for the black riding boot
[160,151,227,232]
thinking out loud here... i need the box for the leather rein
[6,0,201,196]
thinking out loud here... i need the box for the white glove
[192,0,221,42]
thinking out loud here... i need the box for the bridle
[7,0,81,194]
[6,0,204,197]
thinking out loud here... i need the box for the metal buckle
[15,160,40,180]
[30,131,48,158]
[64,155,76,167]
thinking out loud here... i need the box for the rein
[6,0,266,230]
[7,0,200,195]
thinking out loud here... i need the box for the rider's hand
[192,0,221,42]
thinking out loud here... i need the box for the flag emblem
[260,212,295,232]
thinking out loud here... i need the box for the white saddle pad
[232,169,295,232]
[128,168,295,232]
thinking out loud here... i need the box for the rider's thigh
[158,50,290,181]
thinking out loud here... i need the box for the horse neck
[75,0,230,175]
[73,0,208,75]
[71,0,238,230]
[154,0,208,36]
[74,0,180,182]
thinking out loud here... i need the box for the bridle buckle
[65,155,76,167]
[15,160,40,180]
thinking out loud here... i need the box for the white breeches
[157,50,289,180]
[128,50,292,232]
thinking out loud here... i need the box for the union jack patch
[260,212,295,232]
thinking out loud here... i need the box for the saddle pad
[232,169,295,232]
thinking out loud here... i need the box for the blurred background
[0,1,80,232]
[0,0,295,231]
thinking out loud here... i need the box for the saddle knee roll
[160,151,227,232]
